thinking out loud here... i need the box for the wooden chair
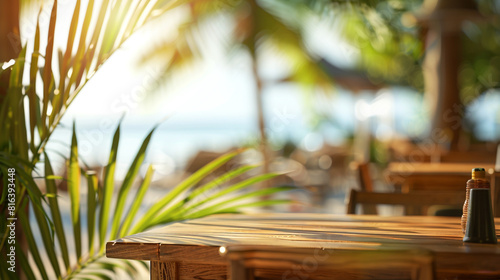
[221,245,436,280]
[346,189,464,215]
[356,162,375,192]
[354,162,378,214]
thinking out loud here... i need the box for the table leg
[401,182,421,215]
[151,261,178,280]
[229,260,254,280]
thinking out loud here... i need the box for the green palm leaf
[86,171,98,256]
[119,164,154,237]
[18,248,37,280]
[28,9,42,153]
[183,186,295,220]
[109,126,156,240]
[156,164,259,221]
[45,152,71,270]
[99,123,120,250]
[68,122,82,261]
[0,1,301,279]
[18,201,49,280]
[61,0,81,102]
[154,171,280,224]
[188,199,292,219]
[41,0,57,138]
[69,0,94,89]
[130,148,244,234]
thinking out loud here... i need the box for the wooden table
[385,162,500,216]
[106,213,500,280]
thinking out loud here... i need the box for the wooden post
[229,260,254,280]
[419,0,483,151]
[150,261,178,280]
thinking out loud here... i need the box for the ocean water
[41,87,500,180]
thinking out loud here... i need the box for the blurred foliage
[140,0,343,177]
[141,0,334,90]
[140,0,500,117]
[461,0,500,103]
[329,0,500,104]
[331,0,425,91]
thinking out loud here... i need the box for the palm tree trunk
[423,26,463,152]
[250,53,271,185]
[243,0,274,191]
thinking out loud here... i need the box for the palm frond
[0,1,300,279]
[45,152,71,270]
[86,171,98,256]
[45,122,290,279]
[68,122,82,262]
[98,122,120,250]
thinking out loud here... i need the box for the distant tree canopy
[324,0,500,104]
[338,0,424,91]
[461,0,500,103]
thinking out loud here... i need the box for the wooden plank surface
[107,214,500,279]
[151,261,177,280]
[107,213,500,260]
[106,242,159,260]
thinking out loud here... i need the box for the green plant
[37,122,291,279]
[0,0,293,279]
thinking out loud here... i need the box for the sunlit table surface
[106,213,500,280]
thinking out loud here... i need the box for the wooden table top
[106,213,500,264]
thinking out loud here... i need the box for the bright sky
[17,1,356,170]
[19,1,443,172]
[57,4,358,124]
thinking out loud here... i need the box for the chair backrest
[221,245,436,280]
[357,162,374,192]
[354,162,378,214]
[346,189,464,215]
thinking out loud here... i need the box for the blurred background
[4,0,500,278]
[23,0,500,213]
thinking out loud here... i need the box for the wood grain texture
[106,241,159,260]
[346,189,464,215]
[107,213,500,279]
[108,214,500,253]
[229,260,253,280]
[178,263,227,280]
[160,244,225,265]
[223,246,435,280]
[253,267,412,280]
[151,261,177,280]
